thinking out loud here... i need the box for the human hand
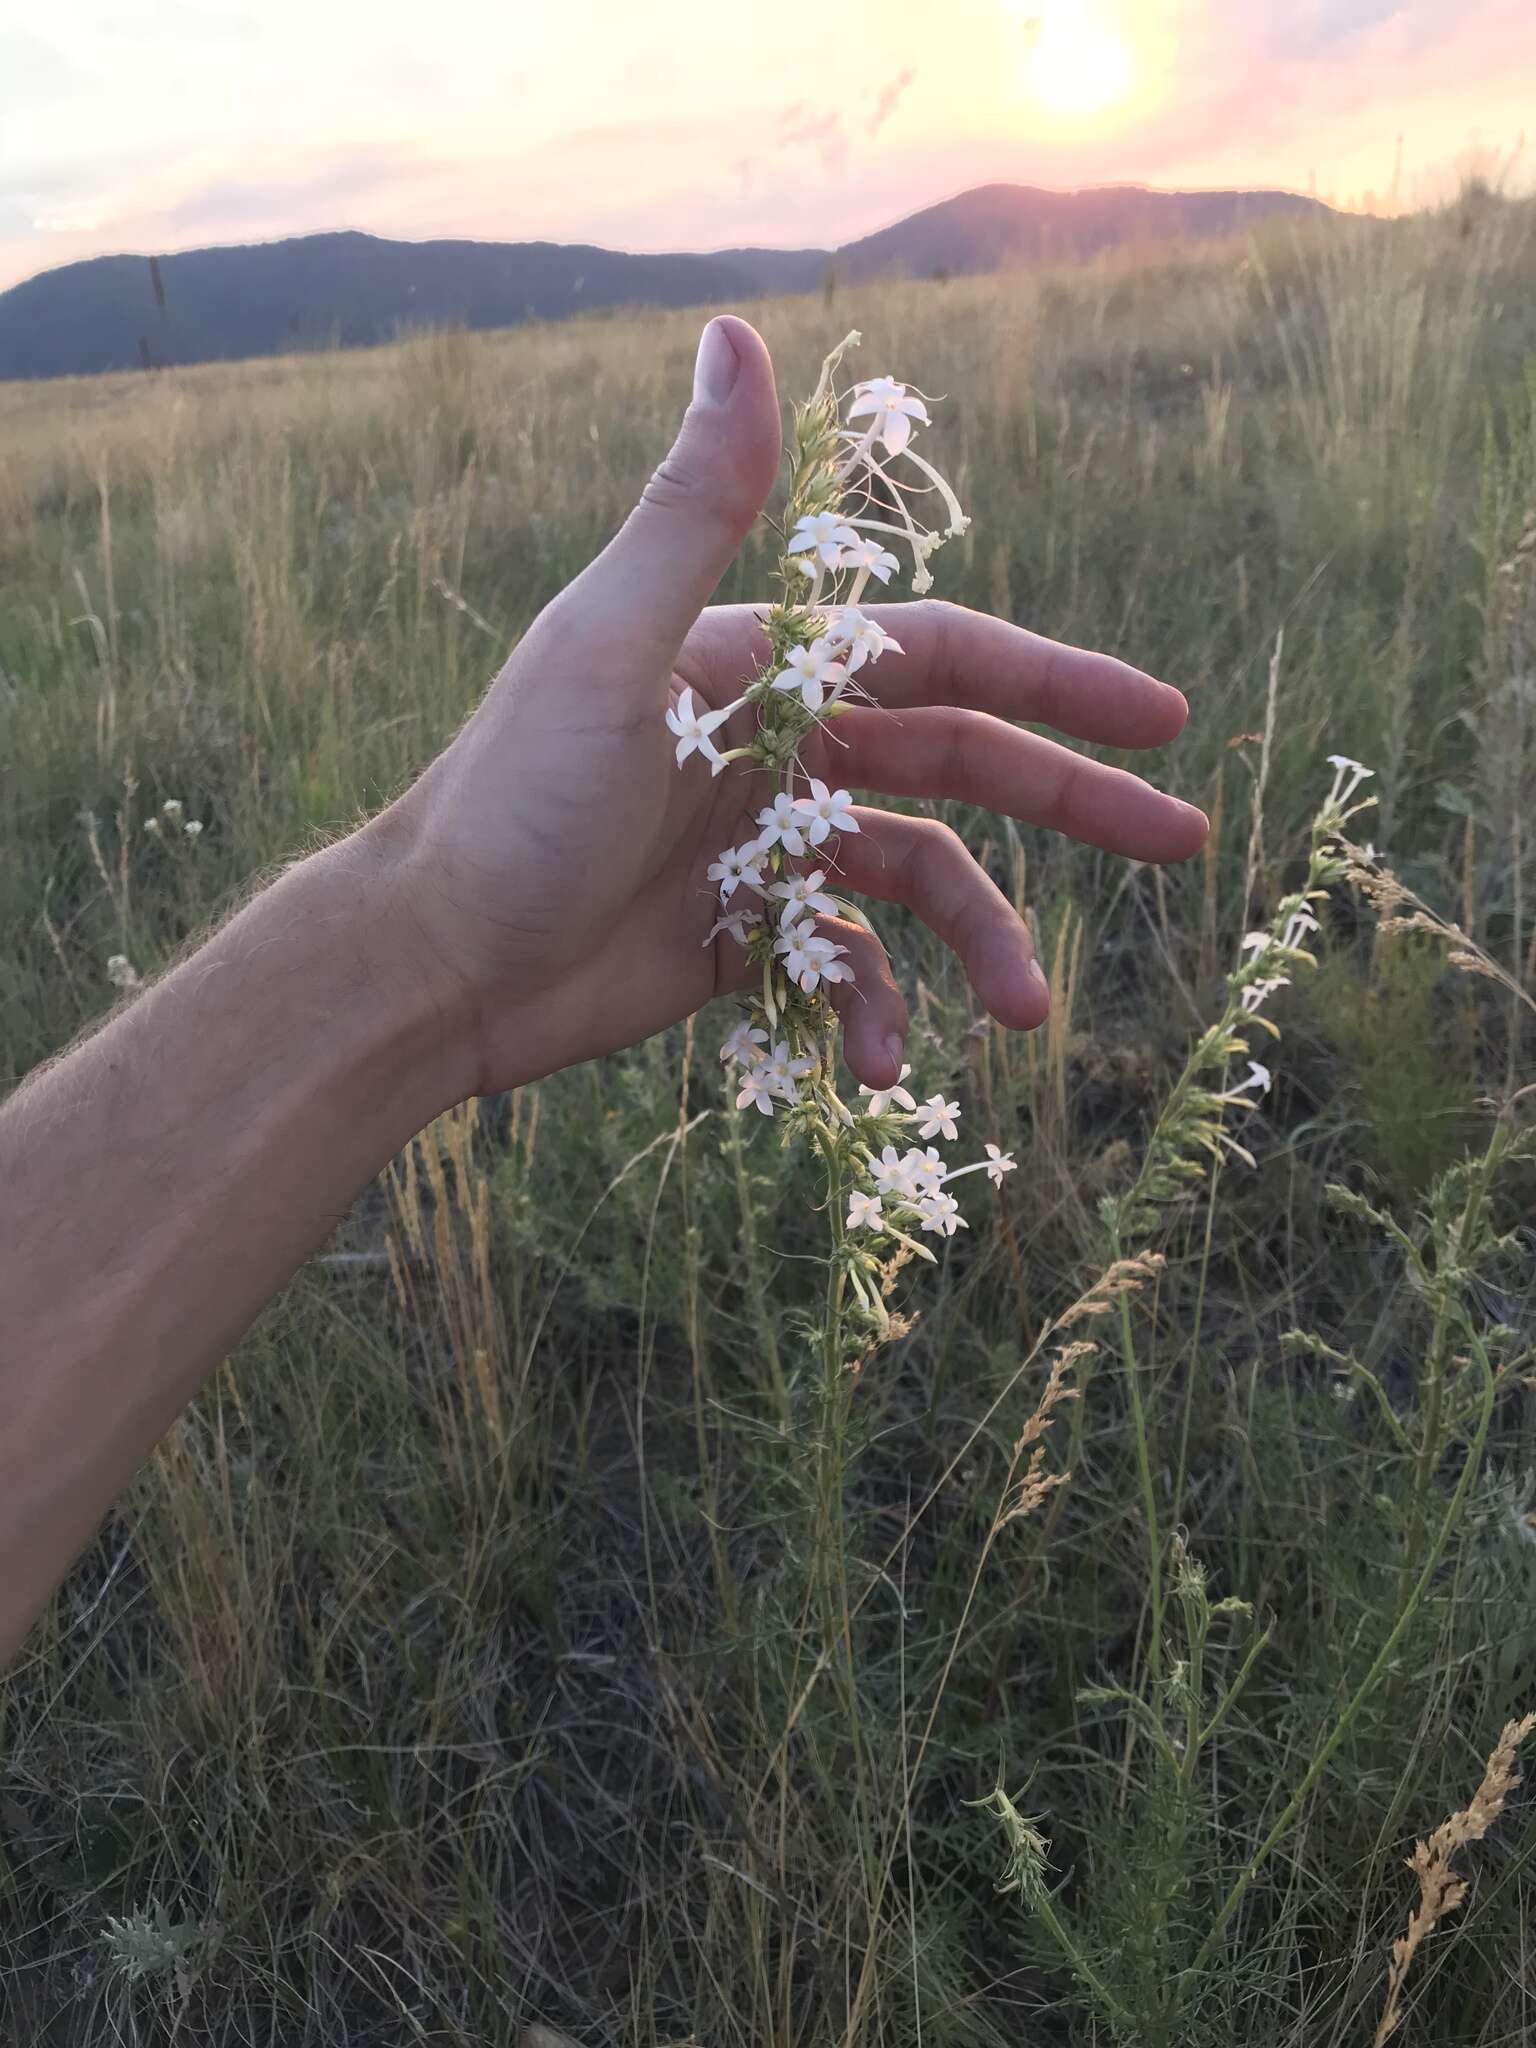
[368,316,1208,1100]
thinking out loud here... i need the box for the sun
[1022,8,1135,121]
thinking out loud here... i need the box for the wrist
[301,826,481,1122]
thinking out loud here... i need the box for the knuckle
[918,597,965,677]
[640,452,703,519]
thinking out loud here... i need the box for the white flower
[836,537,900,584]
[769,868,839,920]
[779,922,852,994]
[872,1145,919,1198]
[183,819,203,839]
[770,639,849,713]
[1239,1060,1272,1095]
[720,1021,769,1065]
[786,511,860,569]
[704,906,763,948]
[846,1188,884,1231]
[859,1064,918,1117]
[707,841,768,902]
[143,816,161,835]
[792,778,860,846]
[1281,907,1321,949]
[666,686,731,771]
[917,1095,960,1142]
[983,1142,1016,1185]
[760,1039,817,1102]
[1326,753,1374,806]
[847,375,931,456]
[755,792,808,856]
[908,1146,947,1193]
[917,1189,967,1237]
[1240,931,1272,954]
[735,1066,780,1117]
[106,954,140,990]
[825,608,903,673]
[1239,975,1289,1015]
[161,798,183,822]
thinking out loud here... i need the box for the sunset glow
[1023,8,1136,121]
[1,0,1533,292]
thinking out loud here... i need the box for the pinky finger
[812,917,909,1091]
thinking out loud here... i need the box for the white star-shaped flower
[720,1021,769,1066]
[735,1066,780,1117]
[769,869,839,920]
[1238,974,1288,1014]
[872,1145,917,1198]
[917,1095,960,1142]
[770,639,849,713]
[707,841,768,902]
[760,1040,817,1102]
[792,778,860,847]
[786,511,861,569]
[908,1146,947,1194]
[847,376,931,455]
[846,1189,884,1231]
[775,916,852,994]
[825,608,904,673]
[666,686,731,771]
[916,1189,967,1237]
[836,537,900,584]
[755,792,808,856]
[983,1142,1017,1185]
[858,1065,918,1117]
[704,906,762,948]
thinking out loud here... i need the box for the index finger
[839,600,1190,750]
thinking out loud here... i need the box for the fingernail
[1177,801,1210,830]
[883,1031,905,1073]
[693,319,740,408]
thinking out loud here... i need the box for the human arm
[0,316,1206,1663]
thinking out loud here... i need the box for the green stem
[1117,1280,1164,1684]
[1179,1349,1496,1994]
[1035,1891,1138,2034]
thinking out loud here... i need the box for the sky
[1,0,1531,291]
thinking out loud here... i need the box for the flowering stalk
[671,332,1017,1381]
[1097,753,1374,1686]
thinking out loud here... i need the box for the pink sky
[1,0,1531,292]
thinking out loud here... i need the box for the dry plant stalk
[1342,837,1536,1021]
[1052,1252,1166,1331]
[387,1100,508,1453]
[1372,1711,1536,2046]
[994,1339,1091,1529]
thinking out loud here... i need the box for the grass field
[3,195,1536,2045]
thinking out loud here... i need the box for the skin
[0,317,1207,1666]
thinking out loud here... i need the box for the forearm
[0,834,467,1663]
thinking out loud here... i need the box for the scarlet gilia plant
[664,333,1014,1371]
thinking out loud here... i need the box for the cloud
[1268,0,1410,57]
[868,68,916,138]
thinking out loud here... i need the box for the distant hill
[833,182,1330,280]
[0,185,1333,383]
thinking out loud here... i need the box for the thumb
[577,316,782,670]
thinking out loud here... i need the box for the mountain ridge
[0,183,1334,383]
